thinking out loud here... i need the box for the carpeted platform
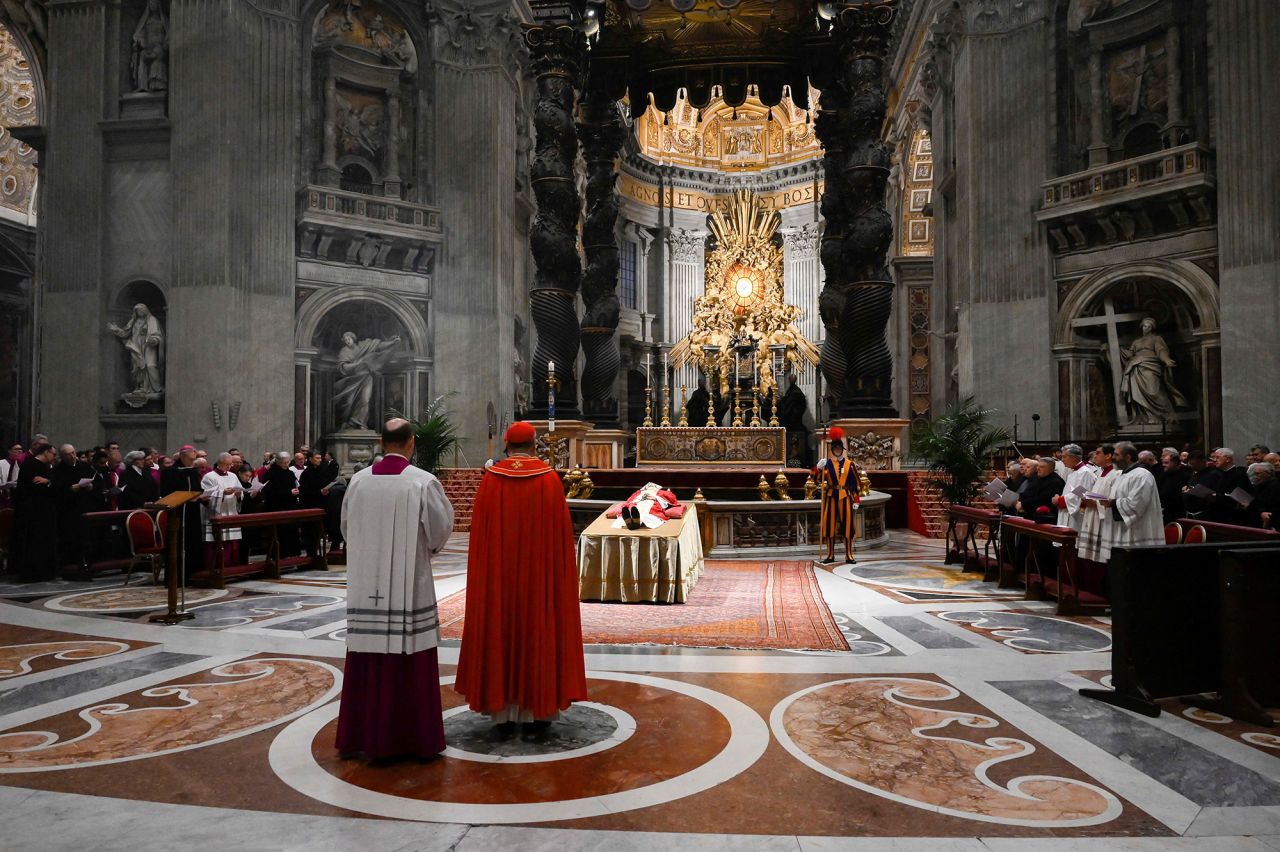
[437,560,849,651]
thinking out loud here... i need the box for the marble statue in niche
[108,303,164,408]
[333,331,400,429]
[1118,317,1188,425]
[130,0,168,93]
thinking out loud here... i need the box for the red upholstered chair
[1164,522,1184,545]
[1183,524,1208,545]
[125,510,165,586]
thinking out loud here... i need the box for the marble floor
[1,531,1277,851]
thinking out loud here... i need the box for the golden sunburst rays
[671,189,816,399]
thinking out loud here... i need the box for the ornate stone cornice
[965,0,1049,35]
[623,153,822,193]
[426,0,523,71]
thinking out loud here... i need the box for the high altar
[556,190,889,557]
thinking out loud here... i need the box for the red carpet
[437,560,849,651]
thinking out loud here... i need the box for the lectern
[146,490,201,624]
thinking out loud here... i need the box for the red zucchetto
[504,421,536,445]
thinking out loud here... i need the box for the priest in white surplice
[1052,444,1097,531]
[200,452,244,569]
[1075,443,1123,596]
[1101,441,1164,551]
[336,418,454,762]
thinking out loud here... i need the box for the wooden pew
[1175,518,1280,543]
[945,505,1002,578]
[74,508,163,579]
[1079,540,1278,718]
[198,509,327,589]
[1000,515,1103,615]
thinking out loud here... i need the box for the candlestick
[660,382,671,427]
[751,385,762,427]
[768,385,779,427]
[546,362,559,434]
[678,385,688,427]
[643,385,654,427]
[732,386,744,427]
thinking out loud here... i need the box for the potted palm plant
[413,393,461,475]
[910,397,1010,506]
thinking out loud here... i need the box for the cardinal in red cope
[814,426,861,564]
[455,421,588,741]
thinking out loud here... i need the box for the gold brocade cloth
[576,505,705,603]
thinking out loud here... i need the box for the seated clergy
[607,482,684,530]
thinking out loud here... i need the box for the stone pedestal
[819,419,912,471]
[526,420,593,470]
[119,91,167,119]
[582,428,627,469]
[328,429,379,476]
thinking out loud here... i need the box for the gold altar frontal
[635,426,786,467]
[577,506,705,603]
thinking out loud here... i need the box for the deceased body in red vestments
[605,482,685,530]
[454,453,587,722]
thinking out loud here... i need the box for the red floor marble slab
[315,680,728,805]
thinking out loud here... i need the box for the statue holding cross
[1072,298,1188,427]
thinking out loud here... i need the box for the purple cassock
[335,453,449,761]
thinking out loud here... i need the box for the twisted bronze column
[577,80,627,427]
[525,23,585,419]
[818,1,899,418]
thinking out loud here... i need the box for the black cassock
[52,459,96,567]
[261,464,301,556]
[161,465,204,577]
[14,459,58,581]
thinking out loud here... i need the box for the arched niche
[105,280,168,414]
[295,289,430,444]
[307,0,420,199]
[1053,260,1220,445]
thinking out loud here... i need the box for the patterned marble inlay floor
[0,530,1275,849]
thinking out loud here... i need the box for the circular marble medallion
[269,670,769,823]
[441,700,635,764]
[769,677,1122,828]
[44,587,229,613]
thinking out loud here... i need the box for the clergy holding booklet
[1095,442,1164,551]
[200,453,245,570]
[336,418,454,763]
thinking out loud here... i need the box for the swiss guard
[814,426,861,565]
